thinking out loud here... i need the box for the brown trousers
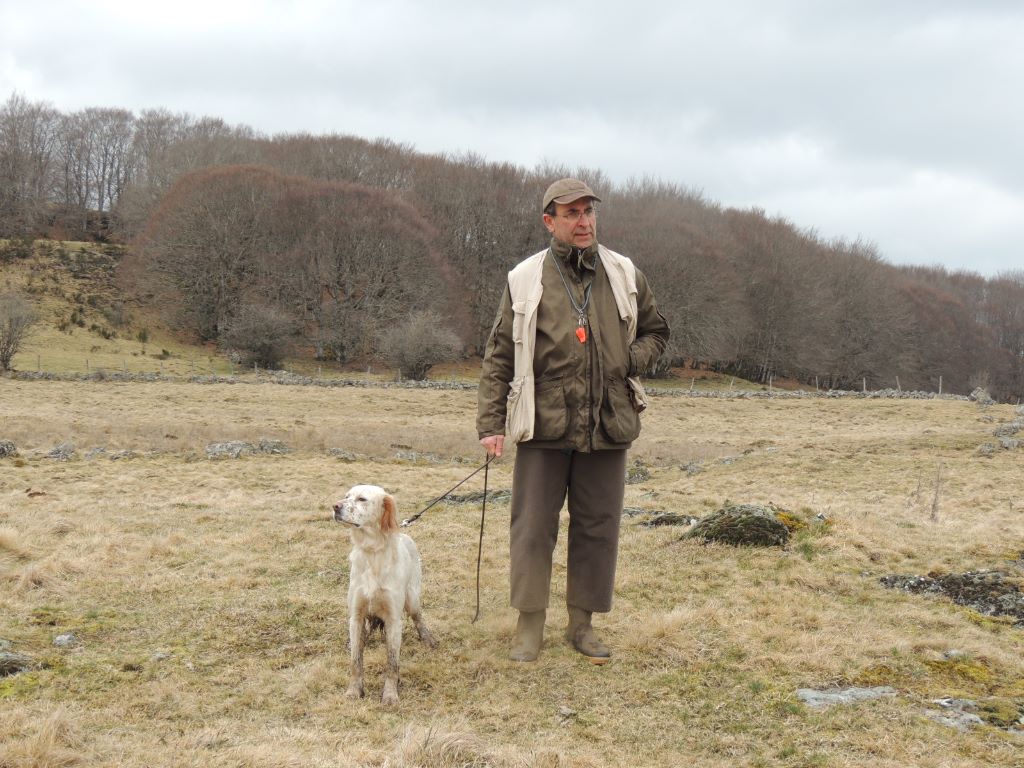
[509,445,627,613]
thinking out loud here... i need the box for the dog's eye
[357,496,366,502]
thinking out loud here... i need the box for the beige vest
[505,245,648,444]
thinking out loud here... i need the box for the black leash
[471,457,489,624]
[399,455,495,622]
[399,454,494,527]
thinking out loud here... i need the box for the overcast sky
[2,0,1021,277]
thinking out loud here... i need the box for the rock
[206,441,257,459]
[207,439,290,458]
[150,650,172,663]
[85,447,107,460]
[880,570,1024,626]
[926,698,986,730]
[680,461,704,475]
[394,449,445,463]
[625,460,651,484]
[110,450,136,460]
[797,686,897,709]
[685,502,791,547]
[257,438,289,455]
[639,512,699,527]
[994,420,1023,438]
[327,448,360,461]
[970,387,995,405]
[0,440,17,458]
[445,489,512,504]
[0,650,33,676]
[47,442,75,461]
[53,632,79,648]
[1000,437,1023,450]
[976,442,997,457]
[557,705,577,724]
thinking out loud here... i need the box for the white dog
[333,484,435,705]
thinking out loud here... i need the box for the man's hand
[480,435,504,458]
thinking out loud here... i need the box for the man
[477,178,669,663]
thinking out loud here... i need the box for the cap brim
[550,192,602,205]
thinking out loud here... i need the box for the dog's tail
[365,616,385,635]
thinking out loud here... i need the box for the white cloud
[2,0,1022,275]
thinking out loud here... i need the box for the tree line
[2,92,1022,400]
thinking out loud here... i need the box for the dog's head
[333,484,399,534]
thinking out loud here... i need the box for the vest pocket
[511,301,528,343]
[532,376,567,440]
[601,378,641,443]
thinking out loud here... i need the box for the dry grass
[2,379,1023,767]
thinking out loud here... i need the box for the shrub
[220,303,299,369]
[378,310,463,381]
[0,236,34,264]
[0,292,39,371]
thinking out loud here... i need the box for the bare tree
[127,164,450,357]
[378,310,462,380]
[0,94,60,236]
[0,291,38,371]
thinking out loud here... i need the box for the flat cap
[542,178,602,211]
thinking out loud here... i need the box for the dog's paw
[420,631,438,649]
[381,682,399,706]
[344,683,364,700]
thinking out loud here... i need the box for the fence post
[896,376,901,392]
[862,377,866,393]
[938,375,942,395]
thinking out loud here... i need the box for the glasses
[556,206,597,222]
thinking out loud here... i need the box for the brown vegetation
[3,93,1024,401]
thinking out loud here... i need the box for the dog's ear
[381,494,399,534]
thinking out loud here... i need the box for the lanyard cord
[550,251,593,319]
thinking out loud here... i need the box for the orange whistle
[576,326,587,343]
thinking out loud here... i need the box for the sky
[2,0,1022,277]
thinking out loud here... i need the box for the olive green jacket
[477,239,670,452]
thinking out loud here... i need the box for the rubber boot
[509,610,545,662]
[566,606,611,664]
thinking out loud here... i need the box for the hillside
[2,240,778,390]
[1,240,235,377]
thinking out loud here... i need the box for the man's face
[543,197,597,249]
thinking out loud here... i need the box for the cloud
[2,0,1021,275]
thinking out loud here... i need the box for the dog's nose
[333,503,343,519]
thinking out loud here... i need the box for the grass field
[2,378,1023,767]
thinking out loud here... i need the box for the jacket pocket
[601,377,641,443]
[532,376,567,441]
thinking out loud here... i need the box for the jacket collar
[550,237,598,275]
